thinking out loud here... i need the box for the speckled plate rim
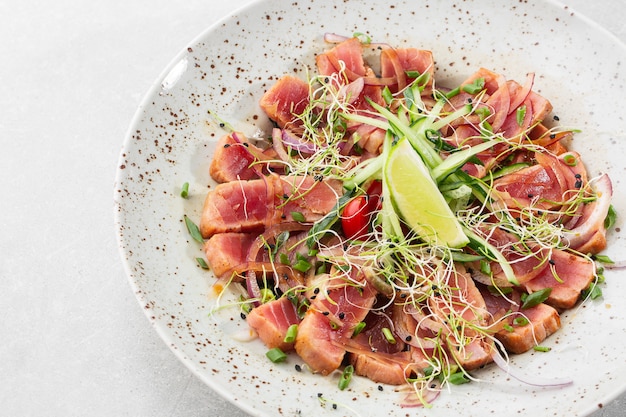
[114,0,626,416]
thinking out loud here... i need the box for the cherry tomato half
[365,179,382,211]
[341,195,370,240]
[341,180,382,240]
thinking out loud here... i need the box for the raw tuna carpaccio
[197,35,614,400]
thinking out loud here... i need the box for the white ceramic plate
[114,0,626,416]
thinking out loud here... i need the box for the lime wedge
[384,138,469,248]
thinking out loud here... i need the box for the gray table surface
[1,0,623,416]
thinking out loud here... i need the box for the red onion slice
[398,381,441,408]
[280,129,319,154]
[491,350,573,388]
[338,77,364,104]
[246,270,262,307]
[562,173,613,248]
[323,32,392,49]
[323,32,350,43]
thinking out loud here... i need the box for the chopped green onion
[351,322,366,338]
[316,262,327,275]
[503,324,515,332]
[513,316,529,326]
[338,365,355,390]
[284,324,298,343]
[195,257,209,269]
[353,32,371,44]
[462,77,485,94]
[296,298,310,319]
[480,120,493,136]
[381,86,393,104]
[292,255,312,273]
[184,215,204,244]
[291,211,306,222]
[266,347,287,363]
[445,86,461,99]
[521,288,552,309]
[516,105,527,127]
[475,106,491,121]
[239,295,252,314]
[448,371,470,385]
[533,345,551,352]
[563,154,577,166]
[279,253,291,265]
[260,288,275,304]
[180,182,190,198]
[382,327,396,344]
[479,259,492,275]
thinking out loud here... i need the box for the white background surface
[1,0,624,416]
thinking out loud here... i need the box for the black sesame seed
[378,385,383,391]
[553,115,560,121]
[338,312,345,320]
[313,288,320,294]
[405,335,412,342]
[322,311,330,316]
[332,404,337,410]
[295,364,302,372]
[240,312,246,320]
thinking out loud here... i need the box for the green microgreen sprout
[521,288,552,309]
[184,215,204,244]
[195,257,209,269]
